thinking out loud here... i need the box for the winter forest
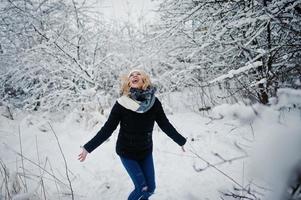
[0,0,301,199]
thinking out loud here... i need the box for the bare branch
[48,122,74,200]
[18,124,28,192]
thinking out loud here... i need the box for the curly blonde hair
[120,69,152,96]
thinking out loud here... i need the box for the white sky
[96,0,159,25]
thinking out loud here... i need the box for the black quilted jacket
[84,98,186,160]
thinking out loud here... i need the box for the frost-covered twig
[47,158,61,200]
[48,122,74,200]
[0,158,11,199]
[188,142,245,189]
[193,153,248,172]
[221,181,266,200]
[35,136,47,200]
[249,123,255,140]
[18,125,28,192]
[6,106,14,120]
[4,143,69,188]
[221,191,256,200]
[31,24,94,84]
[210,62,262,84]
[205,114,224,125]
[145,3,204,43]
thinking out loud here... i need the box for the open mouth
[132,79,139,84]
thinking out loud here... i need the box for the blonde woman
[78,69,186,200]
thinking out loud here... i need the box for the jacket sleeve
[155,99,186,146]
[83,102,121,153]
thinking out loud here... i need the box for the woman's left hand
[181,145,186,152]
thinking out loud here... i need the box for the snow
[251,78,267,87]
[1,0,300,198]
[0,89,301,199]
[250,120,301,200]
[12,193,33,200]
[276,88,301,108]
[212,103,257,124]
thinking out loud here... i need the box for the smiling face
[129,71,144,89]
[120,69,152,96]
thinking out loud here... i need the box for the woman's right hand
[78,147,89,162]
[181,145,186,152]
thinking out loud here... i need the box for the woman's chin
[131,85,142,89]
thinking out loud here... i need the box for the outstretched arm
[155,99,186,147]
[80,102,122,157]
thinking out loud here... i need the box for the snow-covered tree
[152,0,301,105]
[0,0,156,111]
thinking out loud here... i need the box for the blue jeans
[120,154,156,200]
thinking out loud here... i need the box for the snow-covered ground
[1,88,301,200]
